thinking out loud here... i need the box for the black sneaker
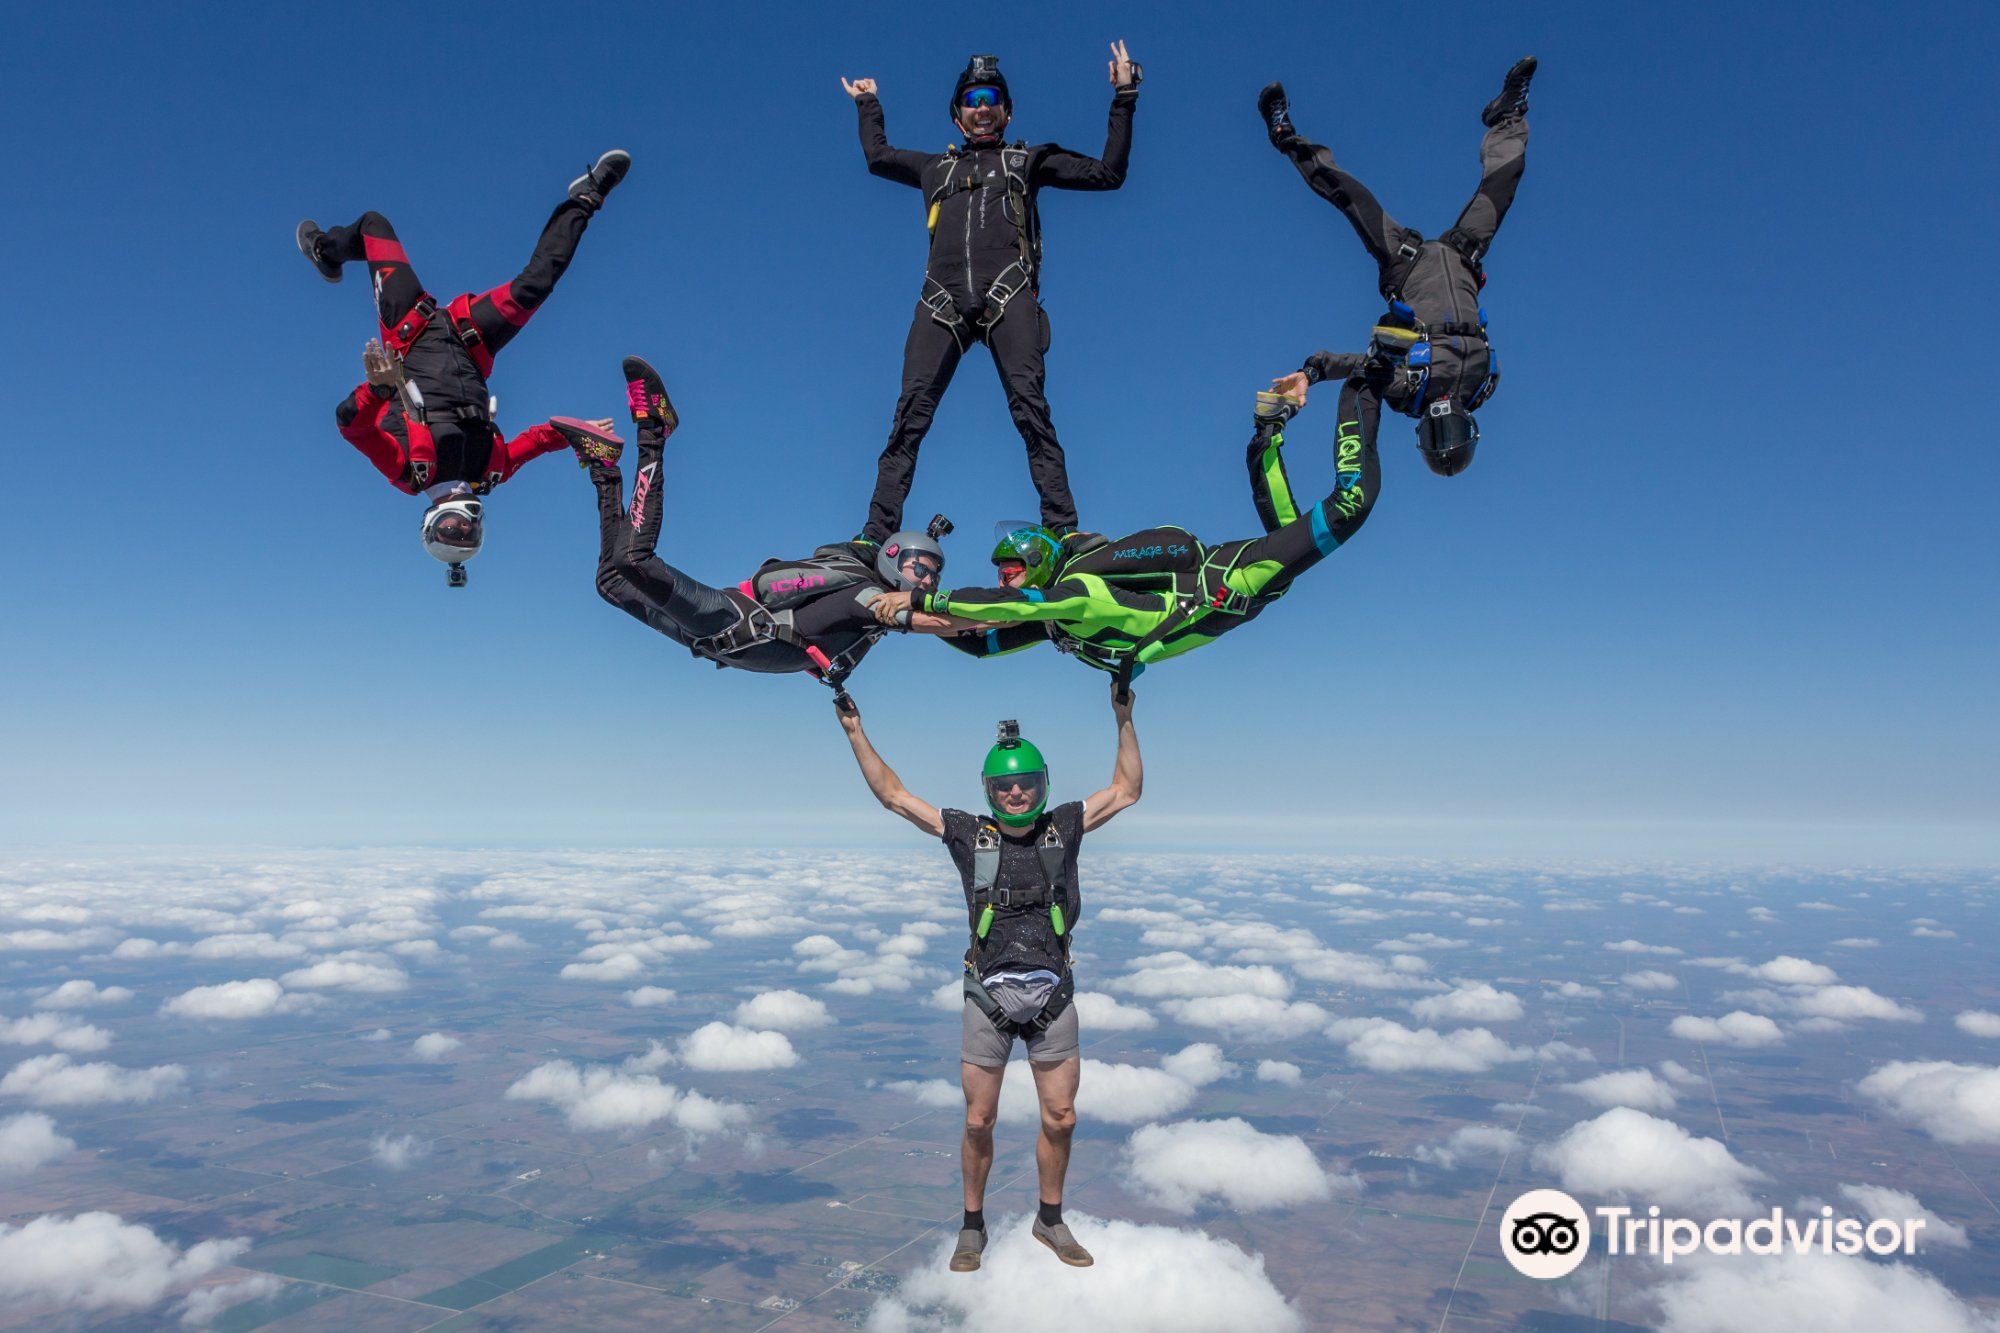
[296,220,342,283]
[1059,531,1107,558]
[621,355,679,440]
[569,150,632,211]
[1482,56,1537,128]
[1257,82,1298,148]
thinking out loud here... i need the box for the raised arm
[836,700,944,836]
[1034,45,1139,191]
[844,80,930,187]
[1082,683,1142,831]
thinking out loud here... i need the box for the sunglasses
[960,86,1003,110]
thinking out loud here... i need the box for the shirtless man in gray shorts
[835,683,1142,1271]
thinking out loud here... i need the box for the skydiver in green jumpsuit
[875,357,1380,685]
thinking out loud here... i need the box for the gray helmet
[876,531,945,592]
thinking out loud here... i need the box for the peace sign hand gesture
[1107,40,1138,88]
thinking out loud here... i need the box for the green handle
[977,905,994,939]
[1049,904,1066,936]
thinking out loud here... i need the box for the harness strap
[962,967,1074,1037]
[382,294,439,358]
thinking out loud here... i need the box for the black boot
[569,149,632,212]
[1257,82,1298,149]
[1481,56,1537,128]
[295,220,342,283]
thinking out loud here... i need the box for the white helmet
[420,498,484,585]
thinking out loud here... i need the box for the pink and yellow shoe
[551,417,624,469]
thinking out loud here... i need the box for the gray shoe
[949,1226,986,1272]
[1032,1217,1094,1267]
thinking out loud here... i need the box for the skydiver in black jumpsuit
[1258,58,1536,476]
[841,44,1142,545]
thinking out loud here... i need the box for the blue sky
[1,1,1994,858]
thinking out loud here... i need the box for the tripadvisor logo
[1499,1187,1941,1279]
[1500,1189,1592,1279]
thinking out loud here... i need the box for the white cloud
[411,1033,460,1061]
[1159,995,1329,1041]
[1605,940,1682,955]
[1954,1011,2000,1039]
[1107,953,1290,1000]
[732,990,833,1032]
[0,1212,247,1314]
[1651,1253,1999,1333]
[0,928,116,952]
[1744,956,1838,986]
[1670,1012,1785,1047]
[1535,1107,1763,1215]
[1857,1061,2000,1146]
[1409,983,1523,1025]
[34,981,132,1010]
[360,1028,391,1042]
[1,1055,186,1108]
[1074,993,1156,1031]
[1550,981,1601,999]
[1414,1124,1520,1170]
[1789,985,1922,1024]
[1125,1119,1349,1213]
[505,1057,746,1135]
[678,1022,799,1072]
[1159,1044,1235,1088]
[189,932,306,961]
[0,1113,75,1175]
[1622,970,1679,992]
[160,979,308,1021]
[178,1275,283,1327]
[1326,1018,1532,1073]
[867,1212,1301,1333]
[558,952,647,982]
[1563,1069,1679,1112]
[1659,1060,1705,1088]
[1835,1184,1969,1250]
[0,1014,112,1053]
[278,958,408,993]
[371,1133,428,1170]
[1256,1061,1302,1086]
[624,986,677,1008]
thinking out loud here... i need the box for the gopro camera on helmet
[996,719,1021,747]
[926,513,955,541]
[447,565,468,589]
[967,55,1000,84]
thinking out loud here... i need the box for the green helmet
[990,521,1063,589]
[982,720,1048,827]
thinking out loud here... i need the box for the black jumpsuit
[1275,110,1527,416]
[852,88,1137,543]
[592,421,886,676]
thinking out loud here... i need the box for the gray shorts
[960,998,1080,1068]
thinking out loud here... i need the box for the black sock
[1037,1200,1062,1227]
[962,1208,985,1232]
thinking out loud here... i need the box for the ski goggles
[959,86,1004,110]
[984,772,1046,806]
[428,511,482,548]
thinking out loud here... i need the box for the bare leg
[1029,1056,1080,1204]
[960,1060,1002,1210]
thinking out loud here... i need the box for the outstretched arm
[1082,683,1142,831]
[939,623,1047,658]
[845,80,929,186]
[836,701,944,836]
[1035,47,1139,191]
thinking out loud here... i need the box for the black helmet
[1417,399,1480,477]
[950,54,1012,121]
